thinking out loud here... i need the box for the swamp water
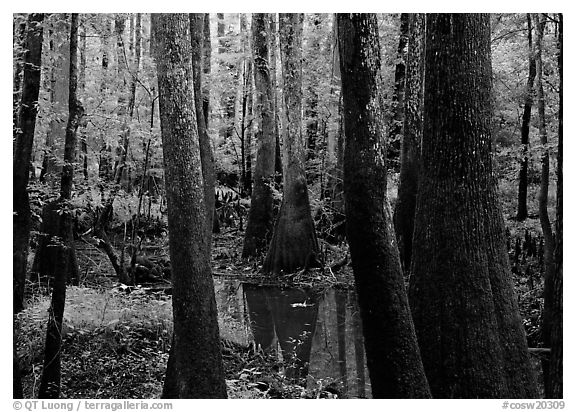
[214,278,371,398]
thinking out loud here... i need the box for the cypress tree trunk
[517,14,536,221]
[13,13,44,314]
[242,13,276,258]
[39,13,83,398]
[337,13,431,399]
[190,13,216,246]
[263,13,319,275]
[393,13,424,273]
[152,13,227,399]
[546,13,562,399]
[409,14,537,398]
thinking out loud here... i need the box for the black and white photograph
[12,11,564,405]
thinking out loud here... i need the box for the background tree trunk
[242,13,276,258]
[190,13,216,247]
[393,13,424,273]
[337,13,431,399]
[152,13,227,399]
[516,14,536,221]
[263,13,319,275]
[386,13,409,170]
[13,13,44,314]
[39,13,83,398]
[409,14,537,398]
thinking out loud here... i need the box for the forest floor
[16,228,354,399]
[16,180,551,399]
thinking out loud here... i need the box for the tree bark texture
[546,13,562,399]
[263,13,319,275]
[39,13,82,398]
[242,13,276,258]
[190,13,216,247]
[517,14,536,221]
[337,13,431,399]
[393,13,424,274]
[152,13,227,399]
[409,14,537,398]
[13,13,44,314]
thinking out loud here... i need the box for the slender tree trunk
[517,14,536,221]
[190,13,216,248]
[202,14,211,128]
[39,13,83,398]
[533,14,556,392]
[41,17,70,183]
[79,19,89,180]
[269,14,283,186]
[409,14,537,398]
[545,13,562,399]
[242,13,276,258]
[263,13,319,275]
[386,13,409,170]
[337,13,431,399]
[393,13,424,273]
[152,14,227,399]
[13,13,44,314]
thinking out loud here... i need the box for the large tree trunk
[263,13,319,275]
[393,13,424,273]
[190,13,216,247]
[337,13,431,399]
[545,13,562,399]
[242,13,276,258]
[386,13,409,170]
[13,13,44,314]
[39,13,83,398]
[516,14,536,221]
[152,13,227,399]
[409,14,537,398]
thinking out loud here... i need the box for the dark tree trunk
[263,13,319,275]
[386,13,409,170]
[242,13,276,258]
[517,14,536,221]
[152,13,227,399]
[393,13,424,273]
[13,13,44,314]
[545,13,562,399]
[337,13,431,399]
[532,16,556,392]
[190,13,216,247]
[202,13,211,128]
[39,13,83,398]
[409,14,537,398]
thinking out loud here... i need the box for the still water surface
[214,278,371,398]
